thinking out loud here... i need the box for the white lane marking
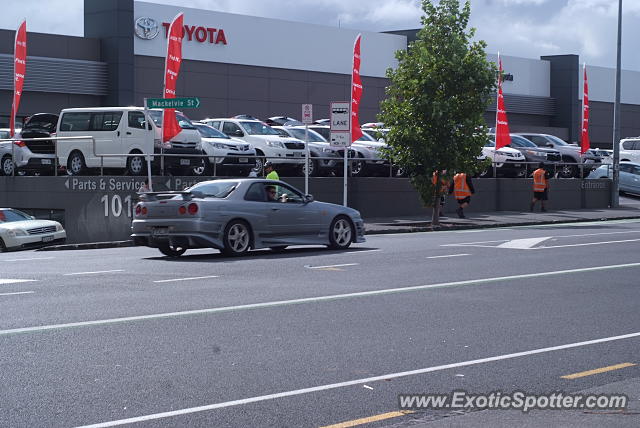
[64,270,124,276]
[0,279,37,285]
[538,238,640,249]
[154,275,220,283]
[3,257,55,262]
[343,249,382,255]
[427,254,470,259]
[0,291,34,296]
[306,263,359,269]
[497,237,552,249]
[3,262,640,338]
[76,330,640,428]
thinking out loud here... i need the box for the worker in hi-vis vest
[432,170,449,217]
[530,163,550,212]
[449,172,475,218]
[264,161,279,180]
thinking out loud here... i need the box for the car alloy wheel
[192,158,210,176]
[254,157,265,176]
[329,216,353,250]
[128,154,145,176]
[301,157,317,177]
[560,163,577,178]
[350,157,366,177]
[158,243,187,257]
[1,155,14,176]
[68,152,86,176]
[223,220,251,256]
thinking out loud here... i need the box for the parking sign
[302,104,313,124]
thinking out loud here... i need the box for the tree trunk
[432,186,440,226]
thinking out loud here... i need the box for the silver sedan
[131,178,366,257]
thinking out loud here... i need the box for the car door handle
[117,131,120,137]
[126,131,132,135]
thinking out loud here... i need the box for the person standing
[449,172,475,218]
[264,161,279,180]
[432,170,449,217]
[530,163,550,212]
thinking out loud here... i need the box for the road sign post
[330,101,351,206]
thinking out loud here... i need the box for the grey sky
[2,0,639,70]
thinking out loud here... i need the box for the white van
[56,107,202,175]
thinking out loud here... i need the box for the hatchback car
[131,178,366,257]
[0,208,66,251]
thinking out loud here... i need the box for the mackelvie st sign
[134,16,227,45]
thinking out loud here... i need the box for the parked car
[200,117,306,174]
[592,148,613,164]
[0,208,66,251]
[56,107,202,176]
[14,113,59,175]
[619,137,640,163]
[503,134,562,174]
[192,122,256,176]
[131,178,366,257]
[272,126,347,176]
[0,128,17,176]
[478,139,526,177]
[264,116,303,127]
[587,161,640,195]
[515,133,601,178]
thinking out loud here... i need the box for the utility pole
[611,0,622,207]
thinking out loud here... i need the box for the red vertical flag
[494,55,511,149]
[162,13,184,143]
[581,64,590,154]
[350,34,363,143]
[10,20,27,138]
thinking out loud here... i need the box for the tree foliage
[379,0,495,222]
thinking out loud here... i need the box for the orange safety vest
[432,172,449,193]
[453,173,472,199]
[533,168,548,192]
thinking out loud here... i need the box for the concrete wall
[0,176,611,244]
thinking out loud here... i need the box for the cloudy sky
[2,0,639,70]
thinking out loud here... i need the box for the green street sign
[146,97,200,109]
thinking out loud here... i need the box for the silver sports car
[131,178,366,257]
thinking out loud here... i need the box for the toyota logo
[134,17,159,40]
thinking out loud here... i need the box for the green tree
[379,0,495,225]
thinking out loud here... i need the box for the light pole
[611,0,622,207]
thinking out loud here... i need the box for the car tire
[1,155,14,176]
[254,152,266,176]
[479,167,494,178]
[301,156,318,177]
[559,159,578,178]
[158,243,187,257]
[328,215,353,250]
[192,157,210,176]
[222,220,251,256]
[127,152,146,176]
[67,151,87,176]
[0,238,6,252]
[350,155,366,177]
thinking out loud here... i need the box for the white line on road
[0,291,34,296]
[343,249,382,255]
[0,279,37,285]
[538,238,640,249]
[306,263,359,269]
[3,257,55,262]
[426,254,470,259]
[63,270,124,276]
[76,330,640,428]
[154,275,220,283]
[497,237,551,249]
[3,261,640,338]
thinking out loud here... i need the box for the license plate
[238,157,248,163]
[42,235,54,243]
[151,227,169,237]
[180,159,190,166]
[294,152,302,158]
[41,159,52,165]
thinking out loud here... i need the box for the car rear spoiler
[139,190,204,201]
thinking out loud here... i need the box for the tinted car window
[525,136,550,146]
[0,208,31,222]
[60,112,92,132]
[194,123,230,139]
[244,183,266,201]
[147,111,196,130]
[309,127,330,140]
[91,112,123,131]
[189,181,238,198]
[510,135,537,147]
[240,121,279,136]
[274,128,289,137]
[288,128,326,142]
[128,111,146,129]
[620,164,632,173]
[622,141,636,150]
[222,122,242,135]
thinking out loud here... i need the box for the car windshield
[240,121,280,135]
[544,135,569,146]
[189,181,239,198]
[194,123,230,139]
[0,209,31,223]
[510,136,537,147]
[148,111,197,129]
[288,128,326,142]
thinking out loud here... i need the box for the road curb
[36,240,134,251]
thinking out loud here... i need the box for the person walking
[264,161,279,180]
[432,170,449,217]
[449,172,475,218]
[530,163,550,212]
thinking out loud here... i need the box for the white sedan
[0,208,66,251]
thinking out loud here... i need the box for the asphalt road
[1,219,640,427]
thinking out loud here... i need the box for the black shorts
[533,189,548,201]
[456,196,471,205]
[439,195,446,206]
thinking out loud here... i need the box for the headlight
[322,147,336,153]
[212,142,228,149]
[6,228,26,237]
[55,223,64,232]
[266,141,285,148]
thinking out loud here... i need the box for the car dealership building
[0,0,639,148]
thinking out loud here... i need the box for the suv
[516,133,601,178]
[619,137,640,163]
[505,134,562,174]
[201,118,306,174]
[15,113,59,175]
[192,122,256,176]
[478,139,526,177]
[0,128,16,175]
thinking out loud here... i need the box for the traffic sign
[146,97,200,109]
[330,101,350,132]
[302,104,313,124]
[330,131,350,147]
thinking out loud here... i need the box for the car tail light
[188,203,198,215]
[13,140,25,147]
[135,204,147,216]
[179,206,187,215]
[142,207,147,215]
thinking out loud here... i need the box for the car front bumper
[3,230,66,250]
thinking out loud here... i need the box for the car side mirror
[304,194,314,203]
[233,130,244,137]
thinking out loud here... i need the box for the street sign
[302,104,313,124]
[330,131,350,147]
[146,97,200,109]
[330,101,350,132]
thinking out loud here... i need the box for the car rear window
[189,181,239,198]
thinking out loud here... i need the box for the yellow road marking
[561,362,636,379]
[320,411,414,428]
